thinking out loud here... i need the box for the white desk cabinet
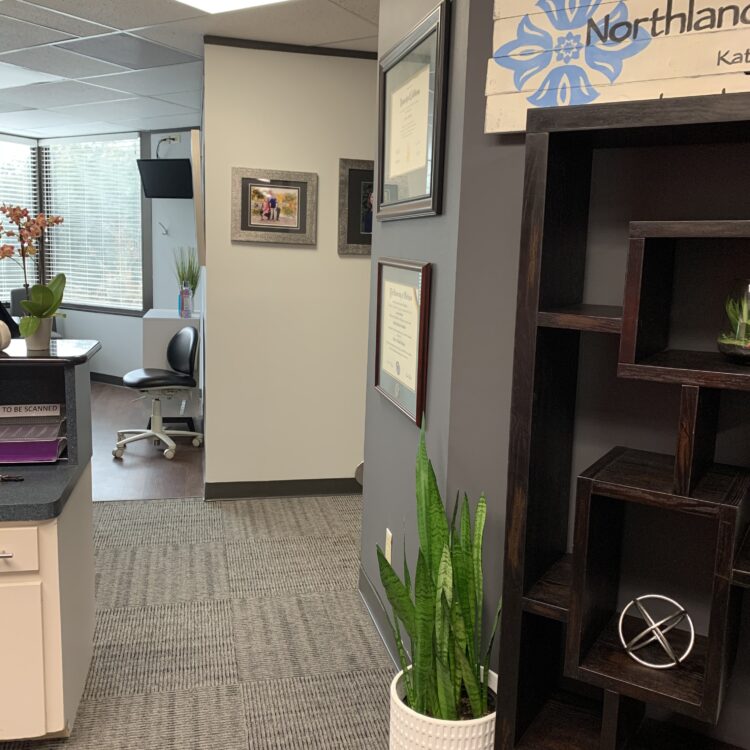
[0,465,94,741]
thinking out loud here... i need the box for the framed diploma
[377,1,450,222]
[375,258,432,426]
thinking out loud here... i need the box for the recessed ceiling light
[174,0,291,13]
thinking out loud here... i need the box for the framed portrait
[338,158,374,256]
[377,1,450,222]
[375,258,432,426]
[231,167,318,245]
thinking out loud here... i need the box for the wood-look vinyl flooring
[91,383,204,502]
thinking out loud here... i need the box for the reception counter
[0,339,99,741]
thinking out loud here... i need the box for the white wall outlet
[385,528,393,563]
[172,133,182,143]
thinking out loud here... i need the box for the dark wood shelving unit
[537,304,623,334]
[496,94,750,750]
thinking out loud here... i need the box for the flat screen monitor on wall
[137,158,194,199]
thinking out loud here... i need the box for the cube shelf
[498,93,750,750]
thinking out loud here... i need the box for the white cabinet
[0,581,46,739]
[0,464,94,742]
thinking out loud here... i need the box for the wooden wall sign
[485,0,750,133]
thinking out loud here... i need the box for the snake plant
[376,428,501,720]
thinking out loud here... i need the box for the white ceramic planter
[25,317,52,351]
[389,670,496,750]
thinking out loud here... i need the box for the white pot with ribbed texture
[389,670,496,750]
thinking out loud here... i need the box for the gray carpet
[2,494,394,749]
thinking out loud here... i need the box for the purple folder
[0,439,66,464]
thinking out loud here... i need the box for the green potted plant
[174,246,200,315]
[718,282,750,364]
[376,430,501,749]
[0,205,65,351]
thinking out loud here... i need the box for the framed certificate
[377,1,450,222]
[375,258,432,426]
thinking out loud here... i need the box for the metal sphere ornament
[618,594,695,670]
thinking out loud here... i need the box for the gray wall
[360,2,750,747]
[359,0,524,670]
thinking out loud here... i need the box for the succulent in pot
[718,281,750,364]
[19,274,66,351]
[376,429,501,749]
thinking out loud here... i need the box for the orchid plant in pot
[0,205,65,351]
[377,429,501,750]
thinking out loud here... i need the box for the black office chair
[113,326,203,461]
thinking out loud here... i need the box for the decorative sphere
[0,321,11,351]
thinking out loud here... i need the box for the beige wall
[203,44,376,484]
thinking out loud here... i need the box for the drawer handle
[0,551,13,559]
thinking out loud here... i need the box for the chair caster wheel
[112,448,124,459]
[192,438,203,447]
[164,449,175,460]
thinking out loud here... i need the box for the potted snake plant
[377,430,501,749]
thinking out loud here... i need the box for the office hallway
[1,495,393,750]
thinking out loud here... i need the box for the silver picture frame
[231,167,318,246]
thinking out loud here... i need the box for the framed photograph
[338,158,374,256]
[231,167,318,245]
[375,258,432,426]
[377,1,450,222]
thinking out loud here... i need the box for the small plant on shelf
[718,282,750,364]
[174,246,200,297]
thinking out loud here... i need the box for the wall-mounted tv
[137,158,194,199]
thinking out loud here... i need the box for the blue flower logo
[493,0,650,108]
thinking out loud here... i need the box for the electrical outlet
[385,528,393,563]
[172,133,182,143]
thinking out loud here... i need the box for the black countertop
[0,339,101,365]
[0,462,87,521]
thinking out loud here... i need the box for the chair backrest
[10,288,25,318]
[167,326,198,376]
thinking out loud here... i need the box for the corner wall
[202,44,376,487]
[359,0,524,663]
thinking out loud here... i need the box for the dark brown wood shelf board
[732,525,750,588]
[630,220,750,239]
[516,692,602,749]
[522,553,572,622]
[588,447,749,511]
[618,350,750,391]
[631,719,745,750]
[578,615,707,718]
[537,305,623,334]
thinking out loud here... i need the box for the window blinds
[40,137,143,311]
[0,139,38,303]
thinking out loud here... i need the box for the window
[40,136,143,312]
[0,139,38,303]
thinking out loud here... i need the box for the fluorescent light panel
[174,0,291,12]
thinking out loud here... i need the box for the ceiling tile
[51,96,195,121]
[33,121,129,137]
[0,60,63,90]
[56,33,199,70]
[118,112,201,132]
[0,102,31,114]
[0,16,73,53]
[134,0,378,53]
[1,80,130,108]
[0,0,115,37]
[319,35,377,52]
[155,89,202,109]
[82,61,203,97]
[0,108,84,130]
[327,0,378,25]
[22,0,206,30]
[0,46,129,79]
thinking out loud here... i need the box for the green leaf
[414,550,435,716]
[416,427,448,580]
[20,284,54,317]
[46,273,66,314]
[19,315,40,337]
[403,537,411,599]
[377,547,416,637]
[435,547,452,668]
[435,656,457,720]
[473,495,487,660]
[457,645,484,718]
